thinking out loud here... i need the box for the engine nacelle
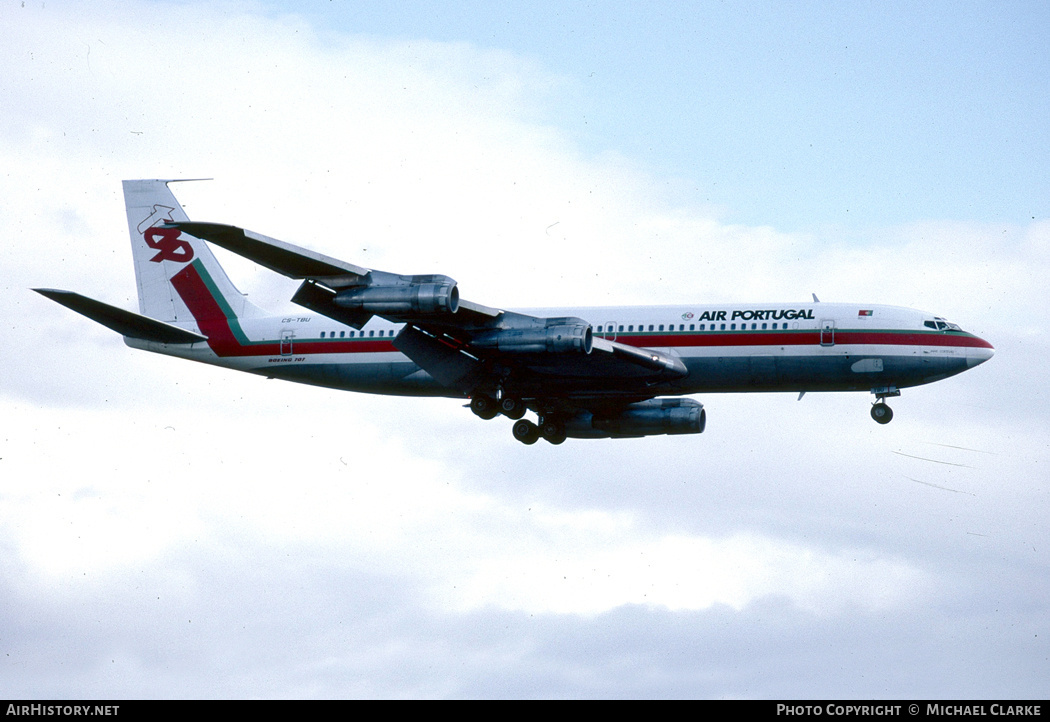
[566,398,705,438]
[333,276,459,316]
[473,321,593,355]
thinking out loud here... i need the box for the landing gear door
[820,319,835,347]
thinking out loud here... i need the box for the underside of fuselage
[142,339,979,399]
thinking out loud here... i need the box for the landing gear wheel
[500,397,526,420]
[470,395,499,420]
[871,402,893,425]
[512,419,540,445]
[540,419,567,445]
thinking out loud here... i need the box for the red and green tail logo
[144,227,195,264]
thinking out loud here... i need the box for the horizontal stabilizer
[34,289,208,345]
[168,222,367,280]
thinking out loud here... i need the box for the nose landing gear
[870,386,900,424]
[871,402,893,424]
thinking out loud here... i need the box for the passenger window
[659,325,664,332]
[648,325,654,332]
[761,323,767,329]
[690,324,695,331]
[340,331,345,338]
[720,323,726,330]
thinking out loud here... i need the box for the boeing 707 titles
[35,180,994,445]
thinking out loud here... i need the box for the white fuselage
[128,301,994,399]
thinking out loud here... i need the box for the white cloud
[0,395,932,620]
[446,523,928,616]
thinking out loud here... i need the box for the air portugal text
[698,308,816,322]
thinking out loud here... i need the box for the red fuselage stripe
[170,264,993,358]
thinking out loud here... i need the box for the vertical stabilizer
[122,179,266,324]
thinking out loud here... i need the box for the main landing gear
[510,417,567,444]
[470,393,567,445]
[512,418,567,445]
[469,394,499,420]
[470,393,524,421]
[870,386,900,425]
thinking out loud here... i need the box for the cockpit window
[925,319,962,331]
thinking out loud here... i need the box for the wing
[167,222,688,400]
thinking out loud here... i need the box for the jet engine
[472,320,593,354]
[566,398,705,438]
[333,275,459,316]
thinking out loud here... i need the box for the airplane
[35,179,994,445]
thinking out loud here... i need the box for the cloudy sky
[2,0,1048,698]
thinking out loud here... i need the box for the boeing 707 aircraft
[35,180,994,444]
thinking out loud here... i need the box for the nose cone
[967,338,995,368]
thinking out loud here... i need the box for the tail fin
[122,179,266,324]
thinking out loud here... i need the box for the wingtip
[32,287,69,298]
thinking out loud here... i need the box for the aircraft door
[280,330,294,356]
[603,321,617,341]
[820,319,835,346]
